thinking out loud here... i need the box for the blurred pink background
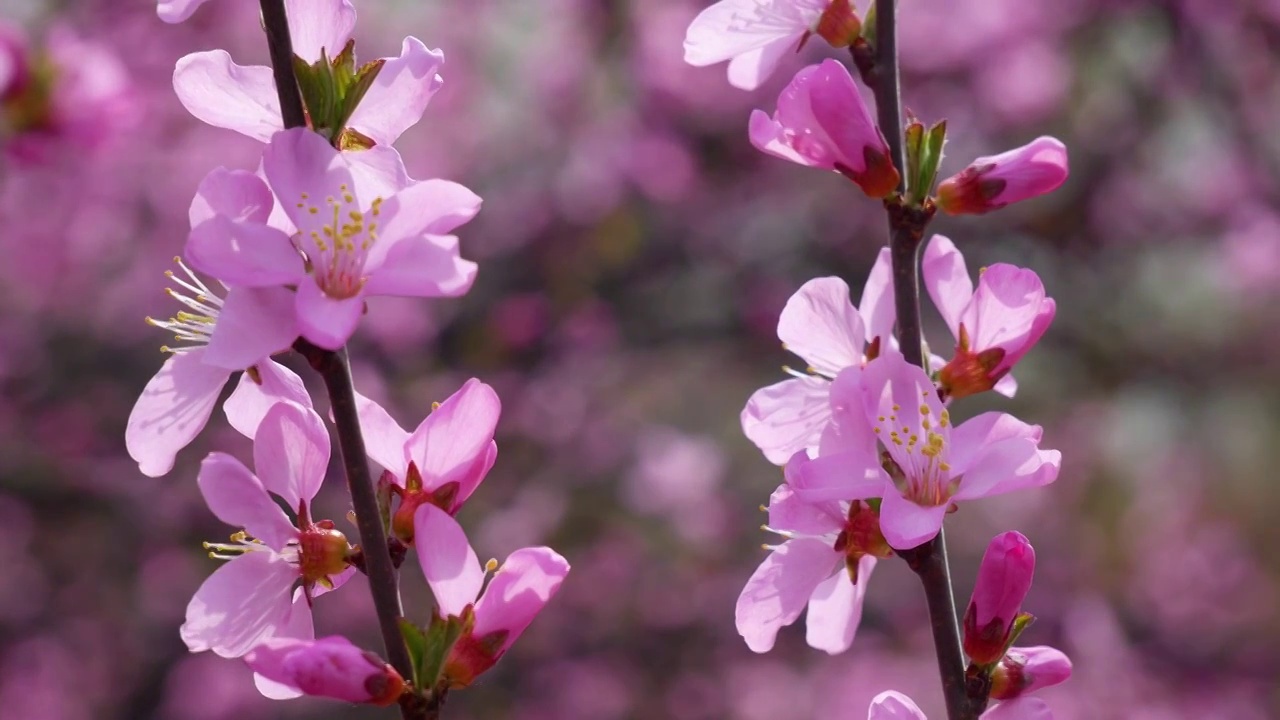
[2,0,1279,718]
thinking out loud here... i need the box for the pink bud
[963,531,1035,665]
[989,646,1073,700]
[750,59,900,199]
[937,136,1068,215]
[244,637,405,706]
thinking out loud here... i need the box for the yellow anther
[308,207,318,214]
[920,404,930,415]
[484,558,499,572]
[892,404,901,411]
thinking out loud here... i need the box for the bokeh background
[2,0,1279,718]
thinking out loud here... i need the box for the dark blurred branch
[257,1,417,715]
[870,1,971,718]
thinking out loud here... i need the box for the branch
[255,0,417,714]
[870,1,970,718]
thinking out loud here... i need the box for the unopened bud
[937,136,1067,215]
[989,645,1072,700]
[245,637,406,706]
[963,531,1035,665]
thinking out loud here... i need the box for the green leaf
[417,613,466,691]
[400,618,430,690]
[917,119,948,203]
[903,120,925,204]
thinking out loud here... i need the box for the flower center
[145,256,223,353]
[873,401,957,506]
[295,185,384,300]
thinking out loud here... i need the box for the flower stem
[254,0,418,714]
[870,1,970,718]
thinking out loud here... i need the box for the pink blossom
[749,59,899,198]
[867,690,1053,720]
[157,0,216,23]
[185,128,479,349]
[244,636,405,706]
[963,531,1035,665]
[922,235,1055,400]
[735,468,886,654]
[181,402,354,660]
[793,352,1060,549]
[990,646,1072,700]
[684,0,859,90]
[173,0,443,147]
[126,255,305,477]
[414,504,569,687]
[356,378,500,540]
[936,136,1068,215]
[741,254,892,464]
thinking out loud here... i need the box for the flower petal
[363,234,477,299]
[253,591,313,699]
[347,37,444,146]
[868,691,929,720]
[878,489,949,550]
[157,0,211,23]
[173,51,281,142]
[860,247,895,346]
[294,280,365,350]
[202,287,297,370]
[197,452,297,550]
[805,555,874,655]
[224,359,311,439]
[355,391,411,476]
[285,0,356,64]
[186,214,304,287]
[471,547,571,655]
[413,504,484,617]
[860,352,948,476]
[788,449,886,503]
[742,376,831,465]
[981,697,1053,720]
[948,412,1059,501]
[778,277,866,377]
[405,379,501,498]
[190,167,275,228]
[180,551,297,658]
[735,537,839,653]
[126,350,229,477]
[726,35,797,91]
[766,482,844,536]
[253,401,331,511]
[683,0,806,67]
[261,127,358,234]
[368,180,482,263]
[922,234,973,337]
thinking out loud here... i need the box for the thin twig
[870,1,971,718]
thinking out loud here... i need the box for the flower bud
[989,646,1072,700]
[750,59,899,199]
[813,0,862,48]
[245,637,406,706]
[297,521,351,585]
[937,136,1067,215]
[963,531,1035,665]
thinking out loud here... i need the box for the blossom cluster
[124,0,569,709]
[686,0,1073,716]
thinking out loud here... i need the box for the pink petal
[993,374,1019,398]
[186,214,304,287]
[683,0,809,67]
[860,352,948,475]
[294,280,365,350]
[878,489,949,550]
[981,697,1053,720]
[726,36,798,91]
[285,0,356,64]
[173,51,281,142]
[788,448,886,503]
[253,591,313,699]
[805,555,874,654]
[157,0,211,23]
[766,482,845,536]
[261,128,357,234]
[413,504,484,617]
[868,691,929,720]
[202,287,297,370]
[948,412,1059,501]
[741,376,832,465]
[961,264,1047,352]
[803,60,884,173]
[946,412,1040,471]
[859,247,896,346]
[921,235,973,337]
[471,547,571,654]
[126,350,229,477]
[405,379,501,498]
[821,365,876,456]
[189,168,275,228]
[253,401,331,511]
[777,277,866,377]
[180,551,298,657]
[347,37,444,146]
[749,109,809,166]
[363,234,477,299]
[347,146,414,198]
[197,452,297,550]
[354,391,411,477]
[246,636,394,704]
[367,180,482,264]
[224,359,311,439]
[735,537,839,653]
